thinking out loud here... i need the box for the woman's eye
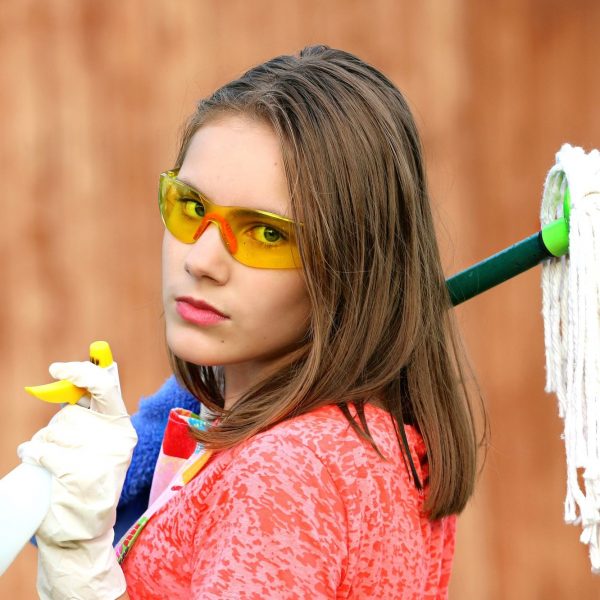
[182,199,205,218]
[252,225,285,244]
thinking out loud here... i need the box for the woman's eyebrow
[176,175,290,218]
[177,176,209,198]
[234,206,291,219]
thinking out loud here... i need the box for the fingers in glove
[48,361,127,416]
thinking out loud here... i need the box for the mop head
[541,143,600,573]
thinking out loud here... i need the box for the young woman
[21,45,483,599]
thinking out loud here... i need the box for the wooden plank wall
[1,1,599,597]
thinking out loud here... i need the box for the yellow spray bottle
[0,341,117,576]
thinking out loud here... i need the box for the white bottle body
[0,462,52,576]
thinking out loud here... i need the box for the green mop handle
[446,190,571,306]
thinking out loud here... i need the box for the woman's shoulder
[254,403,424,462]
[219,403,427,494]
[238,403,377,458]
[212,404,354,472]
[193,402,428,520]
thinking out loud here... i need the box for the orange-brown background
[1,1,599,598]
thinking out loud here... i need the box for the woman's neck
[222,362,264,410]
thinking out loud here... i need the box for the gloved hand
[17,360,138,600]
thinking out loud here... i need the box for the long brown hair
[168,45,486,520]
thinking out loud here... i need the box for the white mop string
[541,144,600,573]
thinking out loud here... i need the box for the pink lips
[175,297,229,326]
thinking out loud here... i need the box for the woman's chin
[165,327,228,367]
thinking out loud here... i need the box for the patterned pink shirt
[122,403,456,599]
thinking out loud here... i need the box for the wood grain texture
[1,1,599,597]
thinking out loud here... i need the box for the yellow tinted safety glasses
[159,170,302,269]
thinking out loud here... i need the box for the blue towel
[114,376,199,541]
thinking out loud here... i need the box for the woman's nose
[183,221,231,281]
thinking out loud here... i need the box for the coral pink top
[122,403,456,599]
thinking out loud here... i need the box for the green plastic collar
[541,187,571,257]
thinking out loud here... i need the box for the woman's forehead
[178,116,291,217]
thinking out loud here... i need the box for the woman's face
[162,115,311,394]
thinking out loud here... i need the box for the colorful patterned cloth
[115,408,207,563]
[148,408,206,504]
[121,403,456,599]
[114,377,199,542]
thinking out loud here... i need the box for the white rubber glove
[17,361,138,600]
